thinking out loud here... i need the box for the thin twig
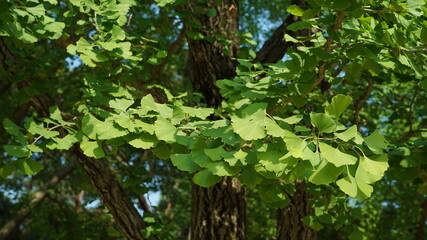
[127,13,134,28]
[282,11,347,106]
[311,11,346,91]
[31,125,63,145]
[353,77,373,131]
[361,8,399,13]
[149,26,186,84]
[92,12,101,33]
[408,86,419,132]
[299,136,336,141]
[398,85,420,144]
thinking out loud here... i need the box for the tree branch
[0,36,147,240]
[311,11,346,91]
[254,0,312,64]
[361,8,400,13]
[398,85,419,144]
[353,77,373,131]
[149,26,186,83]
[0,165,75,240]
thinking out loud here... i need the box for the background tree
[1,0,426,240]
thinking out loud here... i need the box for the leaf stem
[31,125,63,145]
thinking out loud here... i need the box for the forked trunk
[183,1,246,239]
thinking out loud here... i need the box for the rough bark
[191,177,246,240]
[248,1,319,238]
[183,1,246,239]
[276,181,316,240]
[246,2,317,238]
[183,0,321,238]
[184,0,239,107]
[0,37,146,240]
[0,165,75,240]
[73,147,146,240]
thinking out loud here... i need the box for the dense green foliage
[1,0,426,239]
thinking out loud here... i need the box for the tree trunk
[183,1,246,239]
[72,147,146,240]
[191,177,246,240]
[183,0,320,238]
[184,0,239,107]
[254,1,319,238]
[276,181,316,240]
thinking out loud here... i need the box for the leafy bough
[3,80,388,204]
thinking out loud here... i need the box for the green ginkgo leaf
[287,4,305,16]
[283,130,315,161]
[265,118,286,137]
[193,169,221,187]
[334,125,364,144]
[80,141,105,159]
[170,154,200,173]
[359,154,389,177]
[206,161,240,176]
[125,133,158,149]
[336,175,373,201]
[14,158,44,175]
[4,145,31,158]
[204,147,227,161]
[231,117,265,141]
[155,0,175,7]
[319,142,357,167]
[309,160,344,184]
[310,113,336,133]
[364,130,387,154]
[257,151,288,174]
[4,118,21,136]
[325,94,352,119]
[109,98,134,112]
[154,117,177,143]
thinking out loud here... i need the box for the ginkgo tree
[0,0,426,239]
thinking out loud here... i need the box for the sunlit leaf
[325,95,352,119]
[155,0,175,7]
[204,147,227,161]
[154,117,177,143]
[309,160,344,184]
[206,161,240,176]
[287,4,304,16]
[336,175,373,200]
[231,116,265,140]
[319,142,357,167]
[109,98,134,112]
[171,154,200,173]
[80,140,105,159]
[359,154,389,177]
[310,113,336,133]
[364,130,387,154]
[334,125,364,144]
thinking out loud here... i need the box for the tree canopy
[0,0,426,239]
